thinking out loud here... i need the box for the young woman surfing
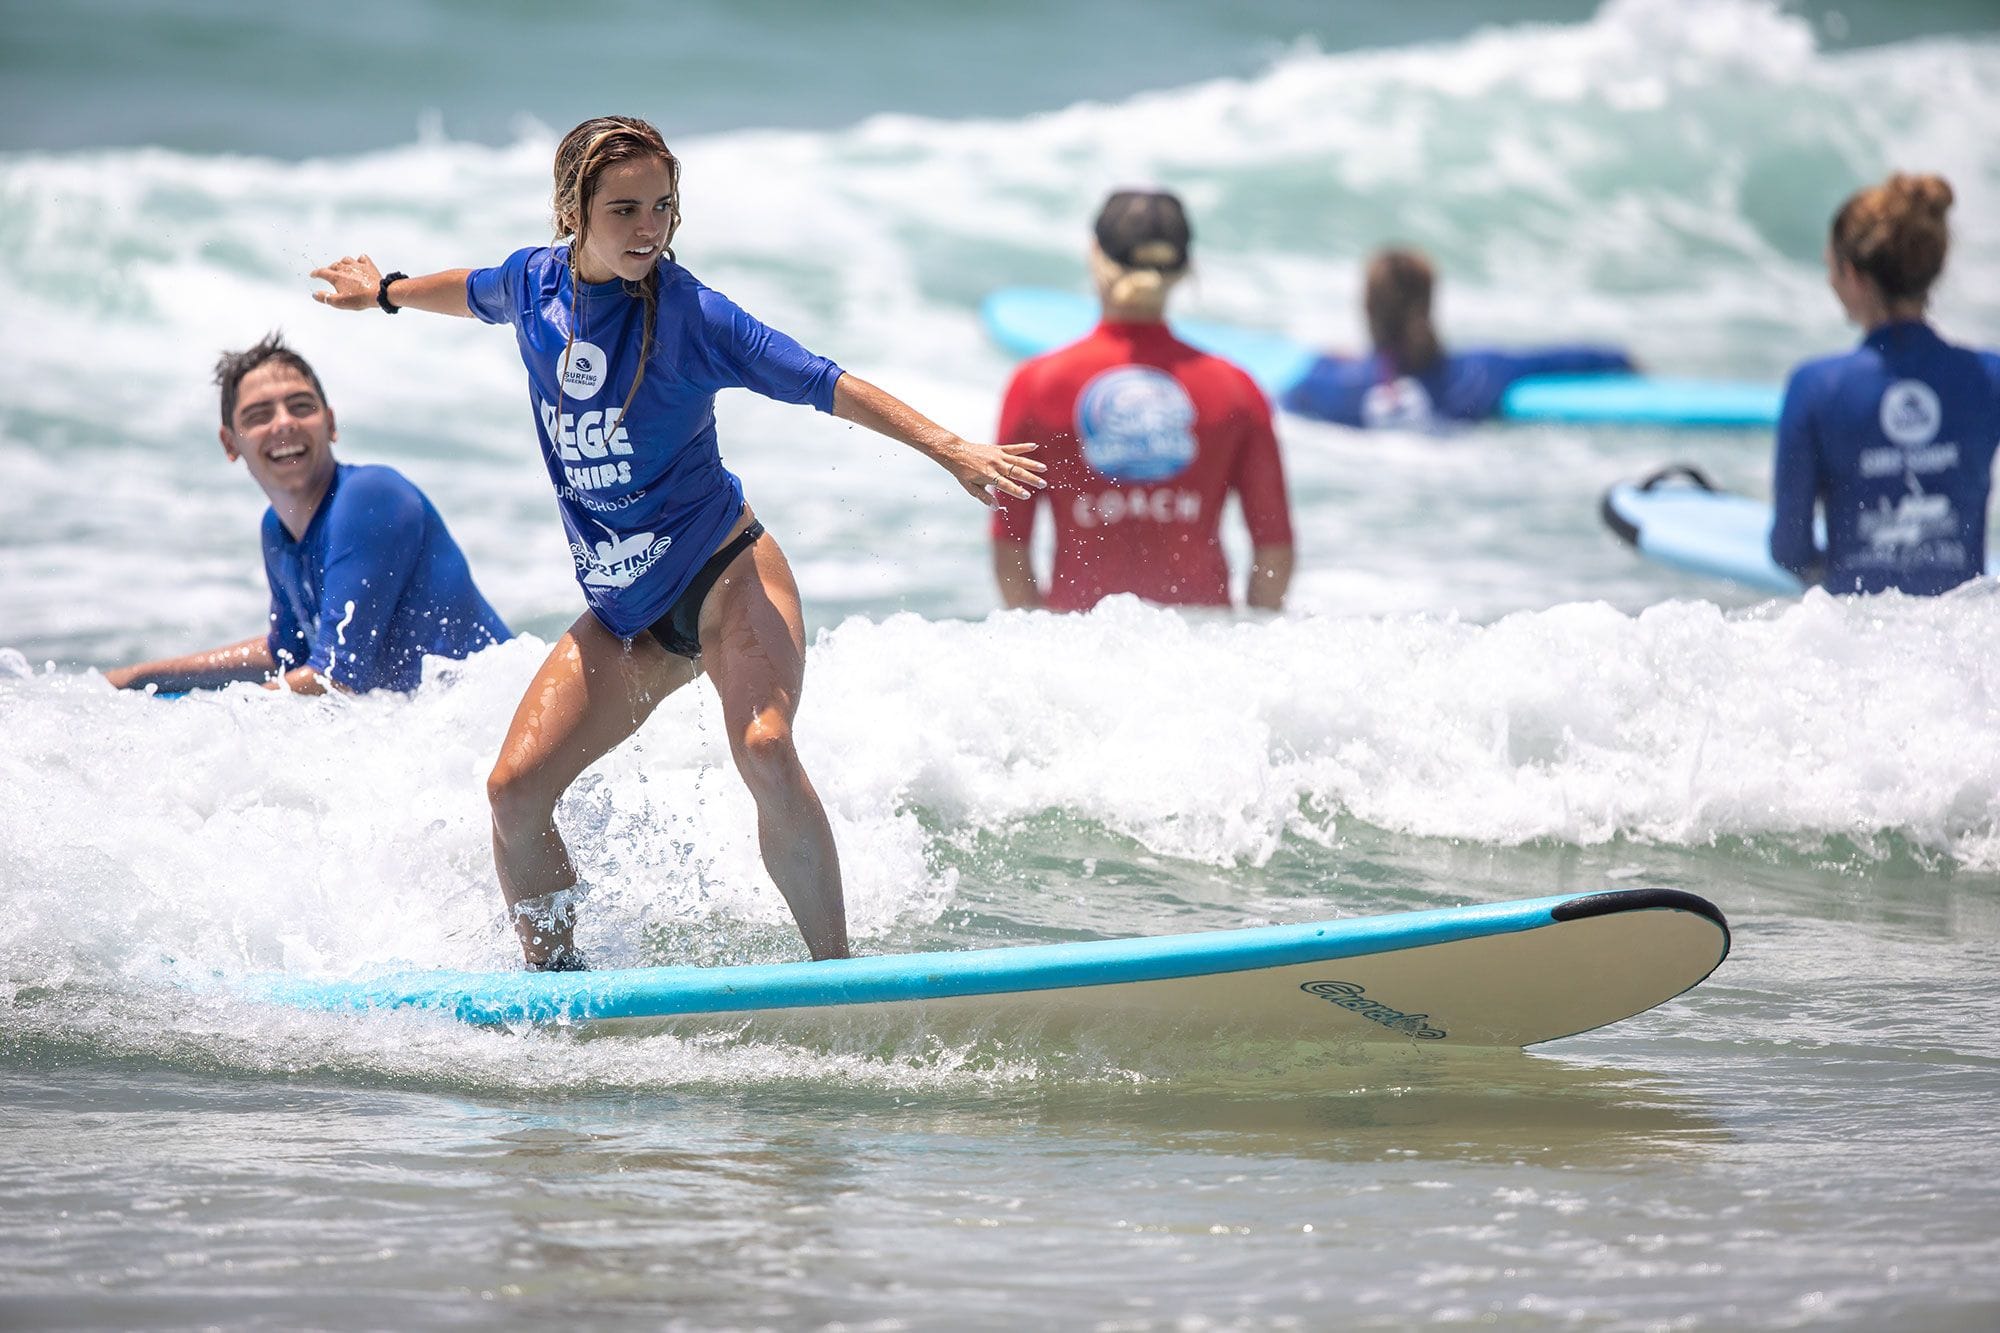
[311,115,1044,969]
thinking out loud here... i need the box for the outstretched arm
[311,255,475,318]
[832,375,1046,507]
[104,635,275,692]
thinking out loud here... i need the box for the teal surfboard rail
[1500,374,1780,428]
[244,889,1719,1029]
[979,286,1780,429]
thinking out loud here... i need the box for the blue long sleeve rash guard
[1280,346,1634,428]
[1769,321,2000,595]
[264,463,512,691]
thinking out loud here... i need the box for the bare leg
[699,529,849,960]
[486,612,698,965]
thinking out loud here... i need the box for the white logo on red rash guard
[1070,487,1203,527]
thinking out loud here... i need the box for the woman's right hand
[310,254,385,311]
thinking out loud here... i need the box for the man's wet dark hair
[215,332,329,427]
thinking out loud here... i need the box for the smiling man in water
[105,333,512,694]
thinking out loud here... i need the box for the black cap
[1094,189,1191,272]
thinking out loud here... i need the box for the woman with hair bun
[1769,172,2000,594]
[311,115,1044,969]
[1279,246,1634,430]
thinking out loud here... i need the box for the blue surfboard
[982,286,1322,398]
[1602,464,2000,594]
[980,287,1782,429]
[246,888,1728,1049]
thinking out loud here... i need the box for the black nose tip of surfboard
[1550,886,1730,948]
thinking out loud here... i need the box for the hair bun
[1830,172,1954,302]
[1892,172,1955,218]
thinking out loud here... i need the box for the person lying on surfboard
[1279,246,1634,430]
[310,114,1045,971]
[104,334,512,695]
[1769,172,2000,596]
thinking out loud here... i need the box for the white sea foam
[5,593,1998,1004]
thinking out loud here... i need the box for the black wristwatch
[376,271,409,314]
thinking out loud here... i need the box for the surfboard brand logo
[1880,380,1942,447]
[1076,366,1197,481]
[1300,980,1446,1040]
[560,340,610,399]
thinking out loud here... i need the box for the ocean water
[5,0,2000,1328]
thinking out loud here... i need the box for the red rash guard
[992,320,1293,611]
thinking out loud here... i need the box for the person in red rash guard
[991,189,1295,612]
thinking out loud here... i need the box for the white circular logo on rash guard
[1361,375,1436,431]
[1075,366,1197,482]
[559,340,610,400]
[1880,379,1942,447]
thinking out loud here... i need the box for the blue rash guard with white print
[264,463,512,692]
[1280,346,1633,429]
[466,246,845,638]
[1769,322,2000,596]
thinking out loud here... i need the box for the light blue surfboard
[982,286,1322,397]
[1601,464,2000,594]
[980,287,1782,429]
[246,888,1728,1049]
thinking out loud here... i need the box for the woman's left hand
[935,437,1048,506]
[310,254,385,311]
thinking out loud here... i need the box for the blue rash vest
[1279,346,1633,429]
[264,463,512,692]
[1769,322,2000,596]
[466,246,845,637]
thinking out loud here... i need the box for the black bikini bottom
[644,520,765,660]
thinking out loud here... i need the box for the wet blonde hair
[550,115,683,434]
[1364,247,1443,376]
[1830,172,1954,303]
